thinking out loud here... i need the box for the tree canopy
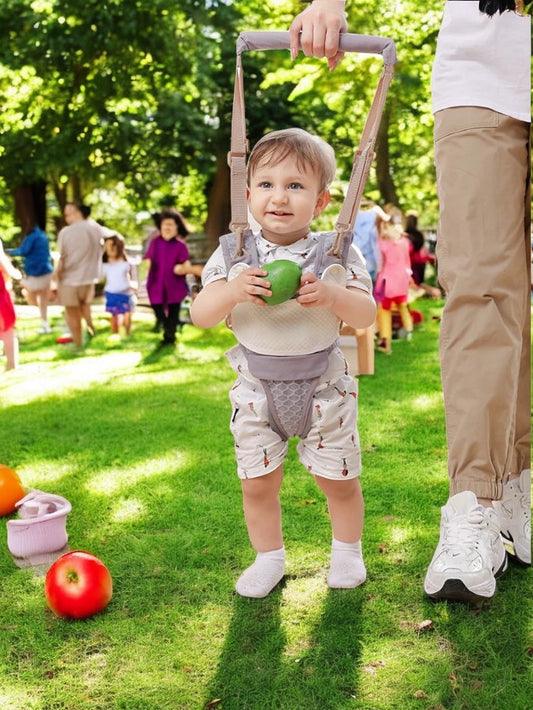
[0,1,461,246]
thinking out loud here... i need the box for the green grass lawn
[0,300,531,710]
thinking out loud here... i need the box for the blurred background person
[0,240,22,370]
[352,201,390,284]
[54,203,104,348]
[101,230,138,337]
[143,209,192,346]
[6,223,54,334]
[403,211,441,299]
[374,222,413,354]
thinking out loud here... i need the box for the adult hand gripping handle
[236,31,397,67]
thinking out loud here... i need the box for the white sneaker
[424,491,507,603]
[38,322,52,334]
[493,469,531,566]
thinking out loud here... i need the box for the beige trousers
[434,107,531,501]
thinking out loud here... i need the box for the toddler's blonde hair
[247,128,336,192]
[381,222,403,241]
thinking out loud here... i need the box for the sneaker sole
[425,578,495,604]
[501,535,531,567]
[425,553,508,604]
[494,552,508,578]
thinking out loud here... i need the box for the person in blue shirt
[352,203,390,283]
[7,225,54,334]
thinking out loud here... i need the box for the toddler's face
[247,156,329,245]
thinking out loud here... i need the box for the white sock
[235,547,285,598]
[327,539,366,589]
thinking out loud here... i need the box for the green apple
[259,260,303,306]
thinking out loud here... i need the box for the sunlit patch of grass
[14,460,75,488]
[110,498,147,523]
[0,689,40,709]
[411,392,442,410]
[1,352,143,404]
[86,453,191,496]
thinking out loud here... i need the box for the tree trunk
[375,106,398,207]
[204,149,231,252]
[71,174,83,205]
[12,181,47,236]
[51,178,68,234]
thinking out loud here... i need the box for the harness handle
[237,31,396,65]
[229,31,397,256]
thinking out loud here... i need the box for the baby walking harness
[224,31,397,440]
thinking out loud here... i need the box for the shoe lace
[445,509,486,546]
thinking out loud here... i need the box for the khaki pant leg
[511,132,531,475]
[434,107,530,500]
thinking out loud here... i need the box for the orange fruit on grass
[0,464,26,516]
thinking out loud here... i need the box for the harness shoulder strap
[305,231,354,276]
[220,229,259,270]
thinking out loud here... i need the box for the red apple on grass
[45,551,113,619]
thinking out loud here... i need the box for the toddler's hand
[227,266,271,306]
[296,271,336,309]
[173,263,186,276]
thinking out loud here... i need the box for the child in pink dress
[374,223,413,354]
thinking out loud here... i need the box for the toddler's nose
[271,187,288,204]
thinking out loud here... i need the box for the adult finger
[288,18,303,59]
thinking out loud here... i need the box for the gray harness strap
[222,231,352,441]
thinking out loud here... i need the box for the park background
[0,1,532,709]
[1,0,455,251]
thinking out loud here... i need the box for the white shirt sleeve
[201,246,228,288]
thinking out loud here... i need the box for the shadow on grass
[205,587,364,709]
[415,560,533,709]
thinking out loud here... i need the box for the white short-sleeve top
[432,2,531,122]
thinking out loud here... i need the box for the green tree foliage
[0,0,217,229]
[0,1,458,243]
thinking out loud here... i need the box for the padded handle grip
[237,31,397,66]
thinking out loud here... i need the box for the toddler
[191,128,376,598]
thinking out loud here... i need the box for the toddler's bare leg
[315,476,366,588]
[241,465,283,551]
[236,465,285,597]
[315,476,364,542]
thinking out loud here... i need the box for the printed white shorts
[227,346,362,481]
